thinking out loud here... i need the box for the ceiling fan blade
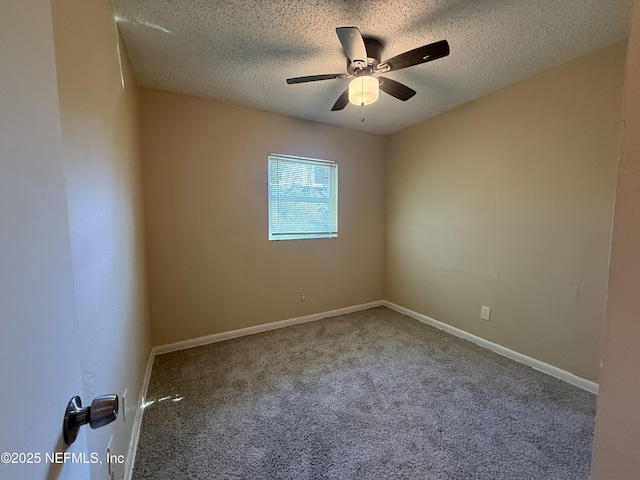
[336,27,367,64]
[331,88,350,111]
[381,39,450,72]
[286,73,347,84]
[378,77,416,101]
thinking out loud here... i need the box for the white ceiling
[111,0,632,135]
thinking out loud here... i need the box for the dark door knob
[63,394,119,445]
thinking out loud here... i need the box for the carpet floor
[132,307,596,479]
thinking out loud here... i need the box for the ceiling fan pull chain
[361,102,365,122]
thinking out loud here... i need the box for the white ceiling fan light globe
[348,76,379,106]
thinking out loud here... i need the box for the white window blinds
[268,154,338,241]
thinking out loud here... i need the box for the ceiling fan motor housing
[347,38,383,75]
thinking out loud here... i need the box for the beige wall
[51,0,151,477]
[385,42,626,382]
[591,0,640,476]
[139,89,385,345]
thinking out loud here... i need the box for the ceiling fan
[286,27,450,111]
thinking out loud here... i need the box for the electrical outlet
[122,388,128,422]
[300,290,306,301]
[106,435,114,479]
[480,305,491,321]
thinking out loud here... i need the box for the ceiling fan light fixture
[348,76,379,106]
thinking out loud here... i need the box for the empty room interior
[3,0,640,479]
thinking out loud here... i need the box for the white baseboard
[153,301,384,355]
[383,300,599,394]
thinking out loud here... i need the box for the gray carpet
[132,307,596,479]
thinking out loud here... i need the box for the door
[0,1,90,479]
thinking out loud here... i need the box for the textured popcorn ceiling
[112,0,631,135]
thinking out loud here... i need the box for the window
[268,154,338,241]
